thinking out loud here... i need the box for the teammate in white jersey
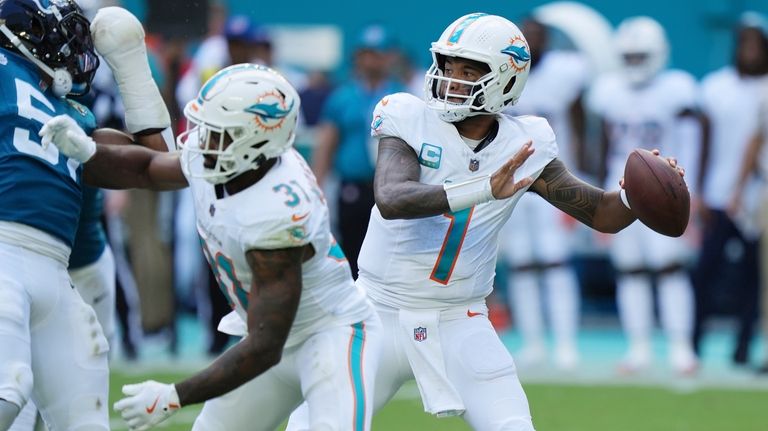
[42,64,381,431]
[499,18,590,369]
[287,13,683,431]
[587,17,700,374]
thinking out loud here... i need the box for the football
[623,149,690,237]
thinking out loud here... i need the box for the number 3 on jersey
[430,207,474,285]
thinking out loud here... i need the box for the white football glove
[90,7,170,133]
[39,115,96,163]
[113,380,181,431]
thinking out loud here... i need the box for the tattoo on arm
[374,137,450,219]
[530,159,604,228]
[175,246,303,406]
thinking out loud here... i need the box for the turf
[109,370,768,430]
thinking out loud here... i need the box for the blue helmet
[0,0,99,96]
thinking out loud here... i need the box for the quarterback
[290,13,684,431]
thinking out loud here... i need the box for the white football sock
[508,269,545,352]
[544,267,580,354]
[617,274,653,360]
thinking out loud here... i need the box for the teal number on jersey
[273,183,301,207]
[429,207,474,285]
[200,239,249,309]
[273,176,324,208]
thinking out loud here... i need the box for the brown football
[623,149,690,237]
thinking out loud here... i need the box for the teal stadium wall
[125,0,768,78]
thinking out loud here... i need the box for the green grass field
[109,369,768,430]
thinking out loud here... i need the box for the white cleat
[516,343,547,368]
[617,343,652,375]
[554,344,580,370]
[669,343,699,377]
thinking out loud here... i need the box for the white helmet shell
[425,13,531,122]
[615,16,669,86]
[178,64,300,184]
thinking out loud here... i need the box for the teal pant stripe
[349,322,367,431]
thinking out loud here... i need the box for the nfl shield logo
[414,327,427,342]
[469,159,480,172]
[209,204,216,216]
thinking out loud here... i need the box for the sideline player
[588,16,700,374]
[42,63,382,431]
[499,18,589,369]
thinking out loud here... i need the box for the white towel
[398,308,465,417]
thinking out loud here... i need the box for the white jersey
[699,67,765,209]
[588,70,697,189]
[360,93,558,309]
[505,50,589,169]
[182,148,373,347]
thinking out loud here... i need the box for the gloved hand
[113,380,181,431]
[39,115,96,163]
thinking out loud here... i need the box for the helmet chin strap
[0,23,72,97]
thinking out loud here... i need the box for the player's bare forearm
[374,137,450,219]
[175,247,303,406]
[531,159,635,233]
[83,144,187,190]
[91,128,169,152]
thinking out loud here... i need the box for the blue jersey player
[0,2,172,430]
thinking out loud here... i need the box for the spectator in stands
[311,24,403,277]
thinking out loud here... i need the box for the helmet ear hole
[504,76,516,93]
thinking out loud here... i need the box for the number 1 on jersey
[430,207,474,285]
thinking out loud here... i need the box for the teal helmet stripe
[447,13,487,44]
[197,64,262,104]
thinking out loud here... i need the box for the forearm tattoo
[532,159,604,228]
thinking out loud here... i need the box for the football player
[288,13,683,431]
[0,1,169,430]
[498,18,589,369]
[694,12,768,366]
[587,16,700,374]
[42,63,382,431]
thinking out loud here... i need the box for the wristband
[619,188,631,210]
[443,175,494,212]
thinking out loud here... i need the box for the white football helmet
[425,13,531,122]
[615,16,669,86]
[178,64,300,184]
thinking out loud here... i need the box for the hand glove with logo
[39,115,96,163]
[113,380,181,431]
